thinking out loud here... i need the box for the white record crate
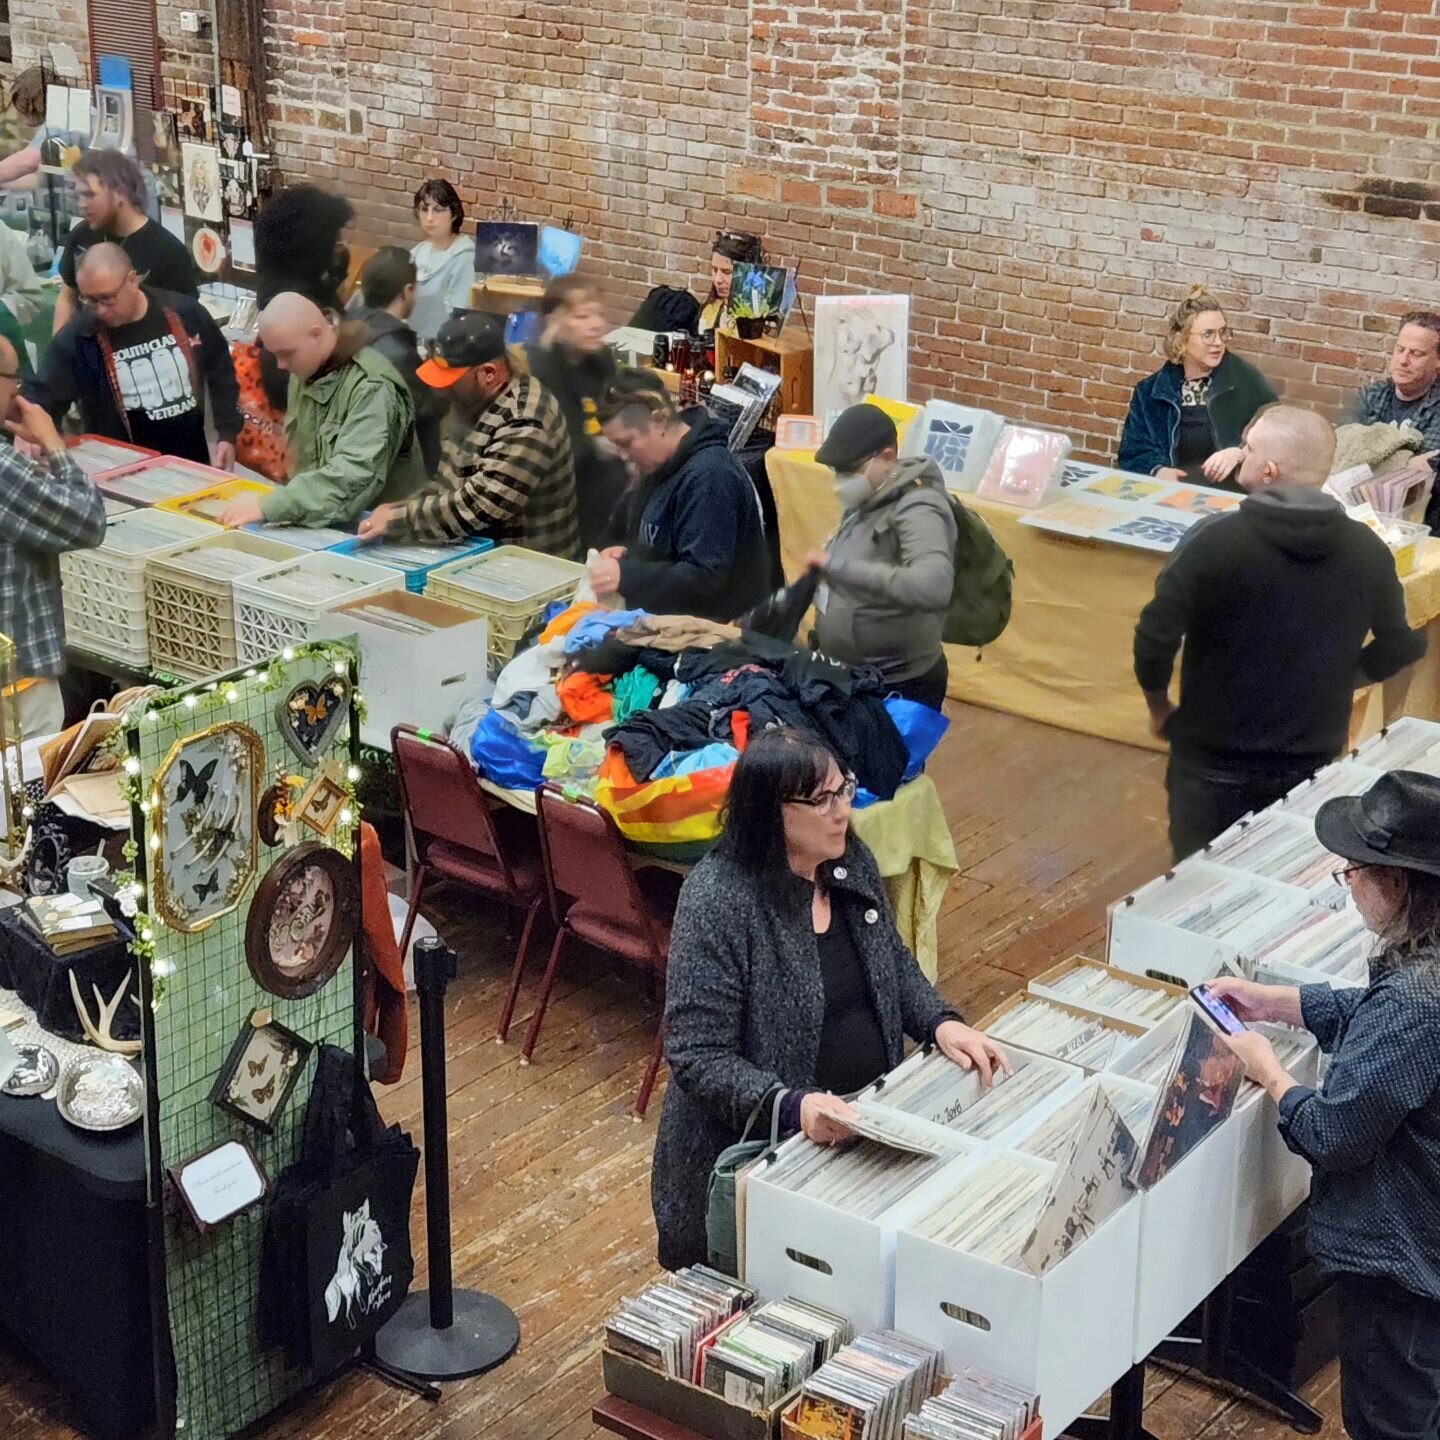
[60,508,219,668]
[233,552,405,666]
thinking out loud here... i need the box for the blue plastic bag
[855,698,949,807]
[469,707,547,791]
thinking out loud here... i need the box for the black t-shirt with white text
[60,218,199,298]
[100,299,208,462]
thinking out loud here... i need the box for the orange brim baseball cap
[417,356,471,388]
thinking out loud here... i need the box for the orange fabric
[730,710,751,752]
[538,600,601,645]
[557,670,615,723]
[231,340,290,482]
[360,821,409,1084]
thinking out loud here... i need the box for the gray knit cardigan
[649,834,956,1270]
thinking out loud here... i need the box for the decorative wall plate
[277,676,350,766]
[151,722,263,933]
[245,842,357,999]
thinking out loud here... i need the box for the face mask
[833,472,873,511]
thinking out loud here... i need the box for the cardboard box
[975,990,1146,1072]
[893,1150,1140,1440]
[743,1132,976,1332]
[1025,955,1185,1030]
[600,1347,794,1440]
[310,590,492,750]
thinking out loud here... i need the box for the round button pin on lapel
[864,908,879,924]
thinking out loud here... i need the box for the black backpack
[629,286,701,334]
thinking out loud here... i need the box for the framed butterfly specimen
[150,722,263,933]
[209,1010,312,1135]
[245,842,358,999]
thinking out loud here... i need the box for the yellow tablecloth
[768,450,1440,752]
[480,772,957,979]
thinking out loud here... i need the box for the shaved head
[1238,405,1337,492]
[259,292,337,381]
[76,242,133,288]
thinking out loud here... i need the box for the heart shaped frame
[276,676,350,767]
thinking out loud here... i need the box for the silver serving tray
[2,1043,59,1097]
[55,1055,143,1131]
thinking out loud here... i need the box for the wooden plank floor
[0,701,1346,1440]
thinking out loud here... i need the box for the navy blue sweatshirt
[616,415,768,622]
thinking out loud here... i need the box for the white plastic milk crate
[60,508,219,669]
[145,532,304,680]
[893,1146,1141,1440]
[1107,859,1320,988]
[233,552,406,666]
[1230,1024,1320,1268]
[743,1124,977,1333]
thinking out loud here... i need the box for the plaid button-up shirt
[393,372,581,560]
[0,442,107,677]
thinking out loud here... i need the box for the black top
[1134,485,1427,770]
[813,900,888,1096]
[1174,405,1216,480]
[60,217,199,298]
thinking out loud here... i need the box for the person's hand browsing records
[800,1093,860,1146]
[934,1020,1011,1087]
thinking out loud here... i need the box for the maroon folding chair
[502,781,679,1117]
[391,723,544,985]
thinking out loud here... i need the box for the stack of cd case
[904,1368,1039,1440]
[604,1266,756,1379]
[698,1296,852,1407]
[783,1330,943,1440]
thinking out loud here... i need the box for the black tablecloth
[0,903,139,1045]
[0,1088,152,1439]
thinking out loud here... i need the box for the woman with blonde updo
[1117,285,1278,488]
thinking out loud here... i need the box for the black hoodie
[615,414,769,622]
[1134,486,1427,770]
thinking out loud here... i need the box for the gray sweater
[814,456,957,685]
[650,836,956,1270]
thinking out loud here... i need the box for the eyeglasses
[1333,863,1369,887]
[1196,327,1230,344]
[787,778,858,816]
[79,281,130,309]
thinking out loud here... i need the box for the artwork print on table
[1104,513,1195,550]
[1158,487,1242,517]
[1083,474,1167,504]
[813,294,909,432]
[150,721,262,933]
[277,675,350,766]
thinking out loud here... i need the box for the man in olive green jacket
[220,292,426,529]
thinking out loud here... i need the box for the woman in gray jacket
[807,404,957,709]
[650,727,1005,1271]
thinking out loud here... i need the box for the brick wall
[14,0,1440,460]
[9,0,88,79]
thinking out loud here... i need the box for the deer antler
[69,969,142,1057]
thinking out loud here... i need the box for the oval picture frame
[244,842,358,1000]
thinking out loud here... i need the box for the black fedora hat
[1315,769,1440,878]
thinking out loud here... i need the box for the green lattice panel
[130,644,360,1439]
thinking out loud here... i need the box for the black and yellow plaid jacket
[393,372,581,560]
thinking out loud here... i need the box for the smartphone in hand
[1190,985,1248,1036]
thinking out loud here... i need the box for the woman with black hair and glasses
[1209,769,1440,1440]
[649,727,1008,1271]
[409,178,475,344]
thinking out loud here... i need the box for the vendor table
[480,774,957,980]
[0,1065,151,1440]
[767,450,1440,753]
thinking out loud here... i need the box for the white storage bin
[1229,1026,1319,1267]
[1202,808,1346,904]
[894,1149,1141,1440]
[1107,860,1317,987]
[1279,760,1381,820]
[1024,955,1185,1030]
[1351,716,1440,772]
[233,552,405,666]
[1132,1110,1241,1360]
[743,1130,975,1332]
[310,590,493,750]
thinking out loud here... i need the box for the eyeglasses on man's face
[1333,862,1369,888]
[788,778,858,816]
[79,279,132,309]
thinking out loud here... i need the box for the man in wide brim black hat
[1313,769,1440,879]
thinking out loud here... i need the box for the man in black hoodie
[594,377,768,621]
[1135,405,1426,860]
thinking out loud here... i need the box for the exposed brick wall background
[11,0,1440,460]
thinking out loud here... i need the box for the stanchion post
[374,937,521,1381]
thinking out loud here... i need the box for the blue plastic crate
[329,534,496,592]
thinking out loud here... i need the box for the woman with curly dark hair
[410,178,475,344]
[253,184,355,311]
